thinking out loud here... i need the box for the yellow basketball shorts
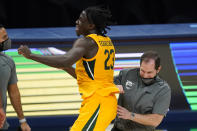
[70,93,117,131]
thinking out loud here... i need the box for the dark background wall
[1,0,197,28]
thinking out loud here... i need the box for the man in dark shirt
[112,51,171,131]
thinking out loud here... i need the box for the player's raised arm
[18,37,92,69]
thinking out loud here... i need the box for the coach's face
[140,59,159,78]
[140,59,161,85]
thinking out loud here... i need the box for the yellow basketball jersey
[76,34,119,98]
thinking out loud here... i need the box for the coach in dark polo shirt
[112,51,171,131]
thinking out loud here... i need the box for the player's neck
[89,30,99,35]
[82,30,99,37]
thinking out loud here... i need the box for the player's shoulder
[74,37,95,47]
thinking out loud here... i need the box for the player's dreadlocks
[84,7,114,36]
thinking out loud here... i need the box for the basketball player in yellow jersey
[18,7,123,131]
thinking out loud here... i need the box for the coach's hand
[18,45,32,59]
[117,105,131,120]
[117,85,124,93]
[0,108,5,128]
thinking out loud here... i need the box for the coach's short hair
[140,51,161,70]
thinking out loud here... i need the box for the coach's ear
[157,66,161,74]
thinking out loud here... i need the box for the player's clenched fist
[18,45,32,59]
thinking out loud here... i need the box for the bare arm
[117,105,164,127]
[130,113,163,127]
[8,84,31,131]
[0,93,5,128]
[0,93,2,107]
[8,83,24,119]
[18,38,90,69]
[63,66,77,79]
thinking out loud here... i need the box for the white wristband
[19,118,26,123]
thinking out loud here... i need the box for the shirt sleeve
[117,93,124,106]
[114,70,124,105]
[152,85,171,115]
[114,70,123,85]
[8,61,18,85]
